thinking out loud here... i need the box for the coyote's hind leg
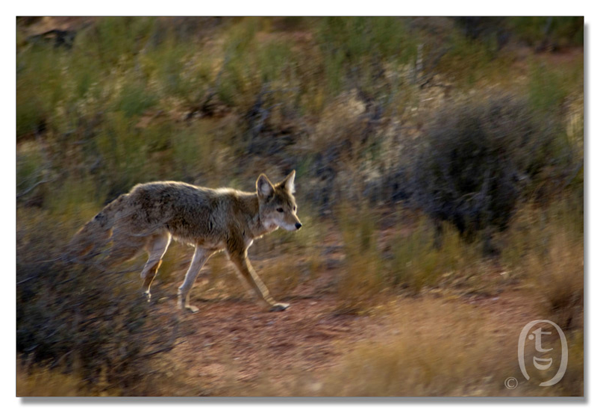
[141,232,172,302]
[102,227,146,269]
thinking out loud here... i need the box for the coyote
[69,171,301,313]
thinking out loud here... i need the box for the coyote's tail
[67,193,129,260]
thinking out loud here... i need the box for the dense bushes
[17,210,183,395]
[452,17,584,51]
[410,95,574,239]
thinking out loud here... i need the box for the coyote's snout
[68,171,301,313]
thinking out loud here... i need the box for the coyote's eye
[277,207,284,213]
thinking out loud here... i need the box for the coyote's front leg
[227,248,290,312]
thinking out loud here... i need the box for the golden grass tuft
[254,257,304,299]
[527,230,584,331]
[502,197,583,330]
[17,364,112,397]
[315,298,511,396]
[389,216,487,295]
[334,203,385,314]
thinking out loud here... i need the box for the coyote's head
[256,171,302,232]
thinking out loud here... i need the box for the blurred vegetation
[411,95,574,241]
[17,16,583,396]
[253,298,583,397]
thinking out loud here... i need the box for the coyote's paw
[269,302,290,312]
[143,291,151,303]
[178,297,199,313]
[184,305,199,313]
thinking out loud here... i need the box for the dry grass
[254,257,304,300]
[17,363,115,397]
[334,204,386,314]
[502,197,583,330]
[240,295,583,397]
[527,229,584,331]
[336,207,499,313]
[313,298,511,396]
[317,299,583,396]
[389,217,487,294]
[17,352,203,397]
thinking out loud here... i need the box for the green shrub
[114,80,159,118]
[17,46,66,137]
[508,17,584,48]
[81,17,157,67]
[317,17,417,96]
[528,61,583,114]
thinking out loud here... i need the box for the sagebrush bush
[17,209,182,396]
[411,94,572,240]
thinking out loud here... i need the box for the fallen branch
[16,176,57,199]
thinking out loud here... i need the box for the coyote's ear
[281,170,296,194]
[256,174,274,199]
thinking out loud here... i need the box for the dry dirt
[145,248,541,396]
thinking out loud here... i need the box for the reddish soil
[170,296,371,390]
[147,258,541,396]
[151,265,376,395]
